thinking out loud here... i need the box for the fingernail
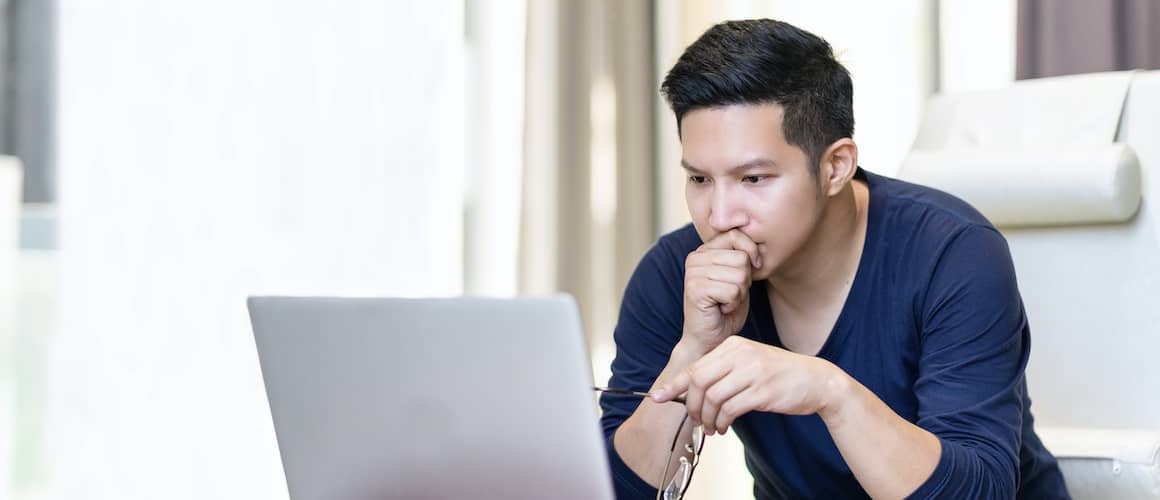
[651,389,668,402]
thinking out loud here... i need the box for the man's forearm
[612,340,706,487]
[819,370,941,499]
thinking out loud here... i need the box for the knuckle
[687,367,704,387]
[719,401,735,418]
[705,390,723,406]
[723,267,742,284]
[691,376,708,391]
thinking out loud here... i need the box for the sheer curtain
[46,2,467,498]
[521,0,657,385]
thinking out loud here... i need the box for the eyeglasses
[593,387,705,500]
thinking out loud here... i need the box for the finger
[692,265,751,291]
[697,280,746,314]
[651,368,689,403]
[724,230,760,269]
[700,372,752,436]
[715,385,763,434]
[686,279,740,313]
[703,230,761,269]
[679,355,733,427]
[686,249,751,270]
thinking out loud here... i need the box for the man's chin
[751,266,774,283]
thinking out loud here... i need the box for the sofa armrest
[1037,426,1160,499]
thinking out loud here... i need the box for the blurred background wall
[0,0,1152,499]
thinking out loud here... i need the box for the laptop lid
[247,295,614,500]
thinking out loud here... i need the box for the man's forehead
[680,104,787,146]
[679,105,802,171]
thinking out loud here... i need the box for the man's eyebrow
[680,158,778,174]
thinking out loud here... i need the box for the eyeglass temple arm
[593,386,687,405]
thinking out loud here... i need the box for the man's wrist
[673,336,712,361]
[652,338,707,391]
[817,361,858,426]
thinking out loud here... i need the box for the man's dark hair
[660,19,854,173]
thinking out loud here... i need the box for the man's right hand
[681,229,762,355]
[613,229,762,486]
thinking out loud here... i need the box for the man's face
[681,103,824,281]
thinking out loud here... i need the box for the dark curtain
[1017,0,1160,79]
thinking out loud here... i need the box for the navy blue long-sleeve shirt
[599,168,1069,499]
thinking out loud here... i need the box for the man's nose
[707,184,747,232]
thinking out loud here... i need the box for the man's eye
[689,176,707,184]
[742,175,764,183]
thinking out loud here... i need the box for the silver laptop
[247,295,615,500]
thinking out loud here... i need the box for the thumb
[652,370,690,403]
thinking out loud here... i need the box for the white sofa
[900,70,1160,499]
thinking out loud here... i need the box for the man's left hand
[651,336,851,435]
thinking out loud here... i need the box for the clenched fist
[682,229,763,355]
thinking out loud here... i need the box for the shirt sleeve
[599,239,687,499]
[906,225,1030,499]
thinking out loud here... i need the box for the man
[599,19,1069,499]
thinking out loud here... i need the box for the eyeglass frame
[593,386,705,500]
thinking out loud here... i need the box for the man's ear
[819,138,859,197]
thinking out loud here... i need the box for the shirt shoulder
[657,223,702,255]
[640,222,702,276]
[617,223,701,315]
[864,168,1009,272]
[859,169,1015,321]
